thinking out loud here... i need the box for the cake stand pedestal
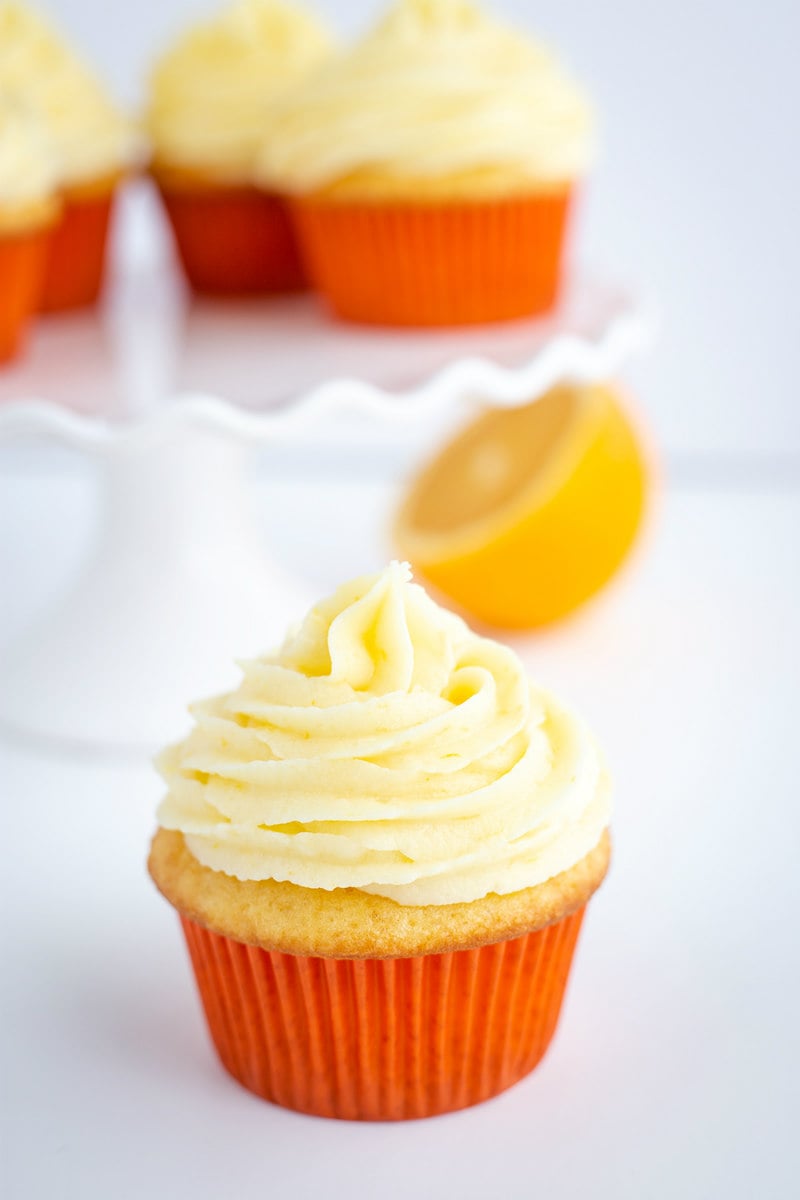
[0,408,311,750]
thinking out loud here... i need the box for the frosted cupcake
[256,0,595,326]
[0,94,59,362]
[0,3,139,311]
[147,0,334,295]
[149,563,611,1120]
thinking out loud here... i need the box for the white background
[2,3,800,1198]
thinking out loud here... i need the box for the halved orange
[394,382,649,629]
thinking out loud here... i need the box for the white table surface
[1,462,798,1200]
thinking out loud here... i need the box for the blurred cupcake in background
[147,0,335,296]
[0,3,140,312]
[0,92,59,363]
[257,0,595,327]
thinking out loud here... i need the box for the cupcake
[256,0,595,327]
[0,3,139,311]
[0,93,59,363]
[147,0,334,295]
[149,562,611,1120]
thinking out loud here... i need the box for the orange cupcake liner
[290,190,573,327]
[180,905,585,1120]
[40,185,117,313]
[0,226,50,364]
[158,185,307,296]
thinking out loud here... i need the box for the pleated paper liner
[157,182,307,296]
[39,174,121,312]
[180,905,585,1120]
[0,225,51,363]
[290,189,572,327]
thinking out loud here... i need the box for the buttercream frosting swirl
[147,0,335,183]
[0,90,57,221]
[0,3,139,186]
[157,563,610,906]
[256,0,595,198]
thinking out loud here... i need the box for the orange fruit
[394,382,648,629]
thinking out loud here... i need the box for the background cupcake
[257,0,595,326]
[0,3,139,312]
[0,93,59,362]
[147,0,334,296]
[149,563,611,1121]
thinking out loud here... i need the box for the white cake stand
[0,196,655,750]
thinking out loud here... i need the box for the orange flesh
[405,385,580,536]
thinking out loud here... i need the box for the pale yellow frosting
[147,0,335,184]
[0,91,57,221]
[256,0,595,199]
[0,3,138,187]
[157,563,610,907]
